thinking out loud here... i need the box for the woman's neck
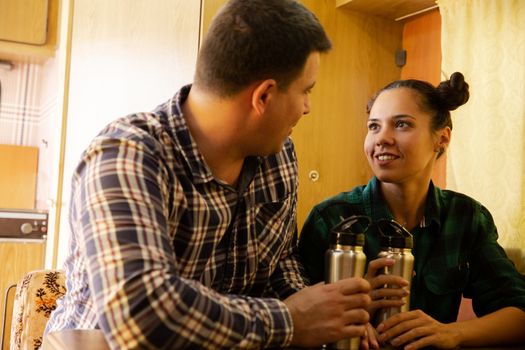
[380,179,430,231]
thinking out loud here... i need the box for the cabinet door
[0,0,49,44]
[0,145,38,210]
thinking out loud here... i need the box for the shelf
[0,0,59,63]
[336,0,438,21]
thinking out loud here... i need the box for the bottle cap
[377,219,413,249]
[329,215,370,247]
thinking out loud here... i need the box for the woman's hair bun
[436,72,470,111]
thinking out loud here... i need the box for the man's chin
[258,142,287,157]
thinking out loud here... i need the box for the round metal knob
[20,223,33,234]
[308,170,320,182]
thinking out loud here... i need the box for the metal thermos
[376,219,414,323]
[325,215,370,350]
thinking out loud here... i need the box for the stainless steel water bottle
[325,215,370,350]
[375,219,414,323]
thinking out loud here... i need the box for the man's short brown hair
[194,0,331,97]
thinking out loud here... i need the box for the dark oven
[0,209,48,240]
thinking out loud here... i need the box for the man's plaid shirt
[46,85,306,349]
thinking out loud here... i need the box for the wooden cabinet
[0,0,49,44]
[0,0,59,62]
[0,145,39,210]
[0,144,44,349]
[336,0,437,21]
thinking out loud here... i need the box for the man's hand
[377,310,461,350]
[284,277,371,347]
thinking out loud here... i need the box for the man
[46,0,370,348]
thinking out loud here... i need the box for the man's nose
[303,98,310,115]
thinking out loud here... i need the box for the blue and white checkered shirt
[46,85,306,349]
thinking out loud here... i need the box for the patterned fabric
[299,176,525,323]
[46,85,305,349]
[10,270,66,350]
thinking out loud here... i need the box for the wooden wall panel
[336,0,437,21]
[400,10,445,187]
[0,145,38,210]
[296,1,402,228]
[401,9,441,84]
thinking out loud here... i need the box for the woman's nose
[375,127,394,146]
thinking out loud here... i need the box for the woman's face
[364,87,449,185]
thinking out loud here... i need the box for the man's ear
[251,79,277,116]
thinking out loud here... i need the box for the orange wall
[400,10,446,188]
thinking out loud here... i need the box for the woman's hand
[359,322,381,350]
[377,309,462,350]
[365,258,409,317]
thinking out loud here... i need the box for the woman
[298,72,525,349]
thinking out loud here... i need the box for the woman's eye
[367,122,379,131]
[396,120,410,128]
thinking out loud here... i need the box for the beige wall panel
[0,241,45,350]
[0,145,38,210]
[55,0,200,267]
[201,0,403,229]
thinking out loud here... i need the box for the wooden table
[42,329,110,350]
[42,329,525,350]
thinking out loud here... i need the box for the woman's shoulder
[437,187,488,211]
[436,187,495,225]
[312,184,367,212]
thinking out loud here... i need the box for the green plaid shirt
[298,177,525,323]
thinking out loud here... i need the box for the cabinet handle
[308,170,320,182]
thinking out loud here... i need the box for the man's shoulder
[87,98,179,151]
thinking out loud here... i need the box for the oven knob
[20,223,34,234]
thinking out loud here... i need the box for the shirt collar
[424,181,442,229]
[168,85,262,188]
[363,176,441,230]
[169,84,215,184]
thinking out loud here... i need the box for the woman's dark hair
[194,0,332,97]
[367,72,470,131]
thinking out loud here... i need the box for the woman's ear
[435,127,451,155]
[251,79,277,116]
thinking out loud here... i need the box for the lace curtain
[439,0,525,249]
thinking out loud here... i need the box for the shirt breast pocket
[252,195,293,269]
[423,262,470,295]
